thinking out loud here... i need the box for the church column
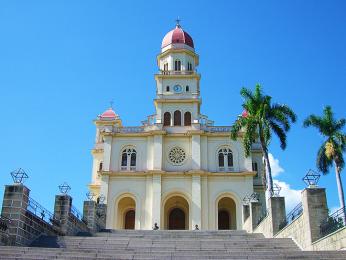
[152,174,161,228]
[191,174,202,229]
[103,135,112,172]
[101,135,111,227]
[191,134,201,170]
[153,134,163,170]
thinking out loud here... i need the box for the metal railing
[201,126,232,133]
[113,126,144,133]
[27,197,57,225]
[0,215,11,232]
[158,70,195,75]
[279,202,303,230]
[257,209,269,226]
[70,205,83,221]
[320,206,346,237]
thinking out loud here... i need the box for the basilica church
[88,23,265,231]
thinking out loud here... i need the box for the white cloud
[329,206,341,214]
[268,153,284,177]
[268,153,302,212]
[273,179,301,213]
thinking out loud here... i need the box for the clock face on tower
[173,84,182,93]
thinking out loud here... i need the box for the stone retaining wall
[311,226,346,251]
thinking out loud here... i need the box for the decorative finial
[303,169,320,188]
[58,182,71,195]
[10,168,29,184]
[175,17,181,28]
[110,100,114,109]
[271,183,282,197]
[86,191,96,201]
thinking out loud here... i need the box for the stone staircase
[0,230,345,259]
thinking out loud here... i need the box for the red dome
[100,108,117,119]
[161,25,194,49]
[242,110,249,118]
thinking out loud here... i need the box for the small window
[166,86,170,92]
[174,110,182,126]
[187,62,192,71]
[163,63,168,75]
[218,148,233,171]
[186,85,189,92]
[99,162,103,171]
[121,148,137,171]
[163,112,171,126]
[174,60,181,71]
[184,112,191,126]
[252,162,258,177]
[218,153,224,167]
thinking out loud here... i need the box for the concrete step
[1,230,345,260]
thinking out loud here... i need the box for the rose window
[168,147,186,165]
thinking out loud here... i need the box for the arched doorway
[163,195,189,230]
[116,196,136,229]
[124,210,135,229]
[218,210,230,230]
[217,197,236,230]
[169,208,185,230]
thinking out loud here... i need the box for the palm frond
[316,143,333,174]
[269,121,287,150]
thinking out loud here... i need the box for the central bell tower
[154,22,201,127]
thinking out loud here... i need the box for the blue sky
[0,0,345,214]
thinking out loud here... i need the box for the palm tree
[231,84,297,198]
[303,106,346,212]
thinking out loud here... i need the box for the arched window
[166,86,170,92]
[187,62,192,71]
[174,110,181,126]
[174,60,181,71]
[121,148,137,171]
[99,162,103,171]
[184,112,191,126]
[186,85,189,92]
[218,148,233,171]
[163,112,171,126]
[252,162,258,177]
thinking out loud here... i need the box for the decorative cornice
[157,49,199,66]
[99,170,256,177]
[154,73,201,80]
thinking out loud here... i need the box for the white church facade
[89,23,265,231]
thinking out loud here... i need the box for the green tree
[303,106,346,211]
[231,84,297,197]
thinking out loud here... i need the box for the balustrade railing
[279,202,303,230]
[320,206,346,237]
[27,197,57,225]
[0,215,11,232]
[70,205,83,221]
[158,70,195,75]
[113,126,144,133]
[257,208,269,226]
[201,126,232,133]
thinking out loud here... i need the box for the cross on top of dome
[161,19,194,49]
[175,17,181,28]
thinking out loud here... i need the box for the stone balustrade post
[96,203,107,230]
[83,201,107,233]
[302,188,328,247]
[249,201,262,230]
[83,201,97,232]
[1,184,30,245]
[54,194,72,235]
[267,196,286,236]
[243,204,250,223]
